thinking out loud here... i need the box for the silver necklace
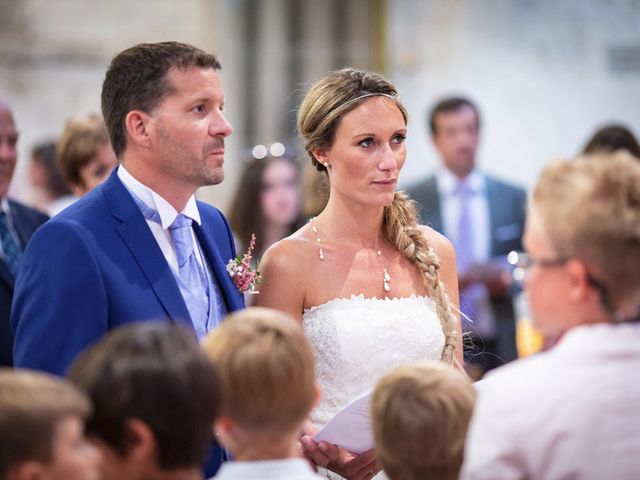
[310,217,391,292]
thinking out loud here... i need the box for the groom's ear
[124,110,152,149]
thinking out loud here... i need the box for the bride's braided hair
[298,68,458,364]
[383,192,458,365]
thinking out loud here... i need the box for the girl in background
[229,143,304,262]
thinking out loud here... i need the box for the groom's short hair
[201,308,316,437]
[67,321,220,470]
[371,362,476,480]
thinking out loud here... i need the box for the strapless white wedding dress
[303,294,444,479]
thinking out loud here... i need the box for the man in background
[0,99,48,367]
[407,96,526,377]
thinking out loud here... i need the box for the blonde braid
[383,192,459,365]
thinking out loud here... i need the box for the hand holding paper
[313,389,373,454]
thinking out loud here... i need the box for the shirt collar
[215,458,317,477]
[556,322,640,351]
[117,166,201,229]
[0,197,9,215]
[438,167,485,195]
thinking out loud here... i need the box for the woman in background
[29,141,74,215]
[57,114,118,197]
[581,123,640,159]
[228,144,304,262]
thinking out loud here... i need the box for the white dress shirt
[117,166,204,273]
[212,458,323,480]
[462,322,640,480]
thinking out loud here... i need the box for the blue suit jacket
[406,173,526,364]
[11,170,244,375]
[0,200,48,366]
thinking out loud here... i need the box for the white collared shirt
[212,458,323,480]
[117,166,204,273]
[462,322,640,479]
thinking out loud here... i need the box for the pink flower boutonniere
[226,233,262,293]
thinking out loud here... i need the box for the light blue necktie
[169,214,211,332]
[0,211,22,276]
[455,181,474,272]
[132,196,212,335]
[455,181,478,328]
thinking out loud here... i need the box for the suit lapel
[103,172,193,328]
[421,176,443,233]
[486,178,501,254]
[9,203,37,248]
[194,222,244,313]
[0,260,13,290]
[2,201,36,290]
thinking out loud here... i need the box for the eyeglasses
[507,251,569,282]
[508,251,625,321]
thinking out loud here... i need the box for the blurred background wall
[1,0,639,212]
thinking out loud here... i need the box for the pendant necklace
[310,217,391,292]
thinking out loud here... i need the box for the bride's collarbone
[303,263,427,306]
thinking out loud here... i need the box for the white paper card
[313,389,373,454]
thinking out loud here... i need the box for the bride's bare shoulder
[260,227,314,276]
[418,224,455,263]
[256,227,314,315]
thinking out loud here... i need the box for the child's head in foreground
[201,307,318,456]
[0,369,101,480]
[67,322,220,480]
[371,362,476,480]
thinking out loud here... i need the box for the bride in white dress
[257,68,462,480]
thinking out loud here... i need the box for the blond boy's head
[371,362,475,480]
[202,307,317,441]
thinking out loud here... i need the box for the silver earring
[323,162,329,169]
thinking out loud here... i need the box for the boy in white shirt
[462,152,640,479]
[202,307,322,479]
[371,362,475,480]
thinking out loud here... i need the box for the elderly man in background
[0,99,48,367]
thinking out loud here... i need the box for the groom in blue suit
[11,42,244,375]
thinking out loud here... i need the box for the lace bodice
[302,294,445,428]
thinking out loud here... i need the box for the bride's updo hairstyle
[297,68,459,364]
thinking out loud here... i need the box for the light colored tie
[455,181,474,272]
[170,214,195,268]
[168,214,211,331]
[0,211,22,276]
[132,194,213,333]
[455,181,479,327]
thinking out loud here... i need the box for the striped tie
[0,211,22,276]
